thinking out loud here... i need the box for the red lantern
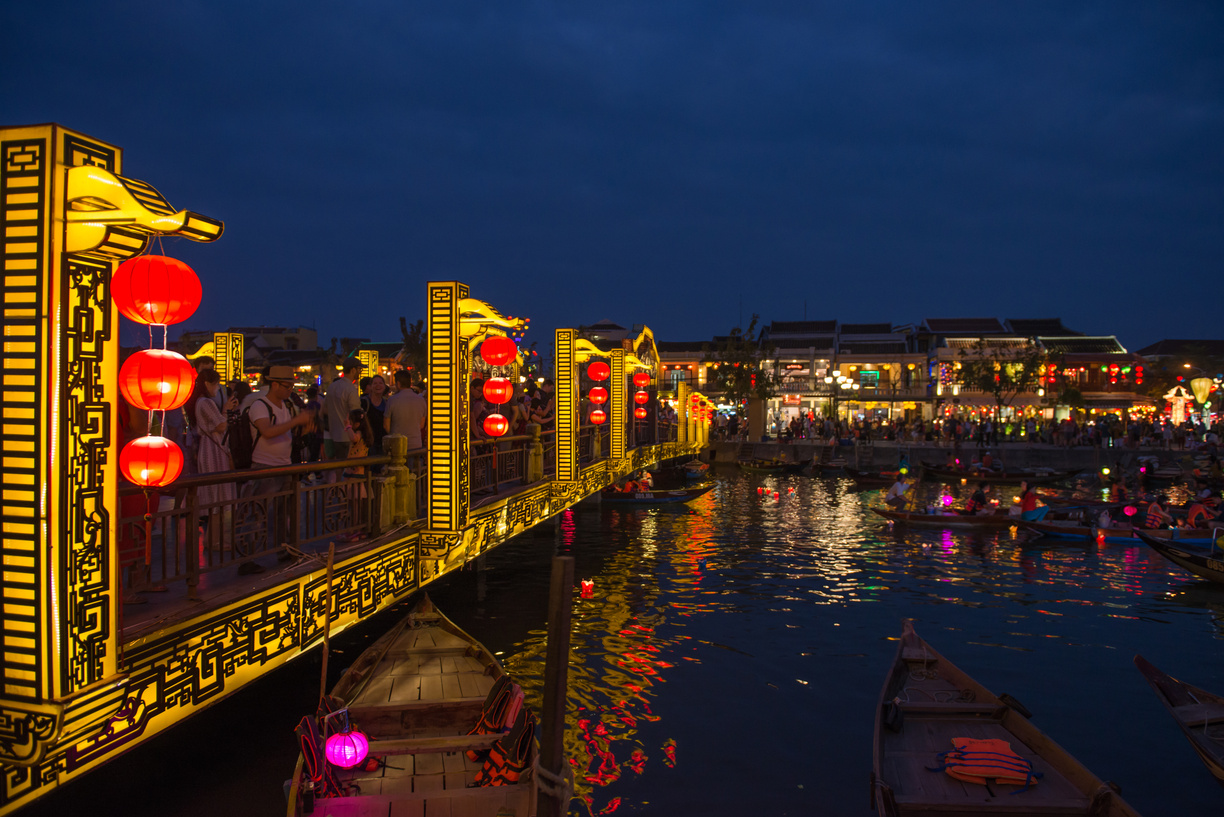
[119,349,196,411]
[632,372,650,387]
[588,386,608,405]
[112,255,202,326]
[590,409,606,425]
[634,391,648,405]
[483,413,509,437]
[634,407,647,419]
[587,361,610,381]
[119,436,183,487]
[482,377,513,405]
[480,336,517,367]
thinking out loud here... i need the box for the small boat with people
[921,463,1074,485]
[1133,655,1224,784]
[601,481,716,504]
[285,594,568,816]
[872,619,1141,816]
[872,507,1018,530]
[846,467,905,487]
[1133,529,1224,586]
[739,458,794,474]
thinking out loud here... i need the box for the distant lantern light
[634,407,647,419]
[119,436,183,487]
[480,336,517,367]
[483,377,513,405]
[483,413,509,437]
[587,361,610,381]
[112,255,202,326]
[325,729,369,769]
[590,409,607,425]
[633,372,650,387]
[588,386,608,405]
[634,391,649,405]
[119,349,196,411]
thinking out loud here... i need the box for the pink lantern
[325,729,369,769]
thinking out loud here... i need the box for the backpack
[227,398,293,469]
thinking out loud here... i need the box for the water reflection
[481,471,1222,816]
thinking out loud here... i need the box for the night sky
[3,2,1221,352]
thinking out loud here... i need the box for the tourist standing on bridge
[241,366,316,574]
[185,369,238,515]
[361,374,389,454]
[324,359,362,463]
[385,370,427,450]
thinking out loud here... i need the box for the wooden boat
[1134,529,1224,585]
[873,507,1018,529]
[1037,493,1123,509]
[601,482,715,504]
[1133,655,1224,784]
[682,460,709,480]
[846,467,900,487]
[872,620,1140,816]
[922,464,1074,485]
[286,594,568,816]
[739,458,789,474]
[1020,519,1136,544]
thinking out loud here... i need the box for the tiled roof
[771,335,835,350]
[1039,336,1126,355]
[1007,318,1081,336]
[946,337,1029,349]
[768,320,837,334]
[1136,339,1224,358]
[839,323,893,335]
[924,318,1006,334]
[838,341,909,355]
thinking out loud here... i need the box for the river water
[28,468,1223,816]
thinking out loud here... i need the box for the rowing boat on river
[872,620,1141,816]
[1134,529,1224,586]
[922,464,1074,485]
[601,482,715,504]
[286,594,568,816]
[1133,655,1224,784]
[1020,519,1137,544]
[873,507,1018,529]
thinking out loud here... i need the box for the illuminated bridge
[0,124,713,814]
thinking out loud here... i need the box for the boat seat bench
[1172,702,1224,725]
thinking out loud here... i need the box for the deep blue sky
[3,1,1221,352]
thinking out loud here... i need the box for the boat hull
[601,483,715,504]
[1134,655,1224,784]
[922,464,1072,485]
[1134,529,1224,585]
[873,507,1016,529]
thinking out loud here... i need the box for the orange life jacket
[931,737,1040,790]
[475,706,537,787]
[466,676,525,761]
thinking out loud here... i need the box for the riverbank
[705,439,1194,472]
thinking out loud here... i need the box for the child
[338,409,373,543]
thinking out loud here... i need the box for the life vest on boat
[475,705,538,787]
[1143,504,1167,528]
[294,715,345,798]
[929,737,1041,791]
[466,675,525,760]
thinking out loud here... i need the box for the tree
[398,317,427,377]
[954,338,1045,413]
[701,315,781,404]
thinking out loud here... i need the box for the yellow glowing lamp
[1191,377,1212,404]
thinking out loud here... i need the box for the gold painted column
[0,125,221,787]
[213,331,243,383]
[424,281,470,536]
[553,329,577,482]
[610,350,626,460]
[357,349,378,379]
[676,381,688,444]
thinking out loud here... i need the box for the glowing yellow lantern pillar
[213,331,243,383]
[0,124,222,788]
[676,381,689,444]
[610,349,626,460]
[358,349,379,380]
[554,329,577,482]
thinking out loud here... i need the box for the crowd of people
[711,408,1222,451]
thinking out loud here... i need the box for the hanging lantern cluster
[479,335,517,438]
[587,360,609,425]
[632,370,650,414]
[115,256,201,488]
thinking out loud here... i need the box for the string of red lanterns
[479,336,518,437]
[587,359,609,425]
[114,255,202,488]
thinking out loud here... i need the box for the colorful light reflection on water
[451,470,1222,815]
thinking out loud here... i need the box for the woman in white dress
[185,370,239,529]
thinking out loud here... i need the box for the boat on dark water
[1134,529,1224,585]
[1133,655,1224,785]
[286,594,568,816]
[872,619,1141,816]
[601,482,716,504]
[922,464,1074,485]
[846,466,923,487]
[739,458,790,474]
[1020,519,1137,544]
[873,507,1018,529]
